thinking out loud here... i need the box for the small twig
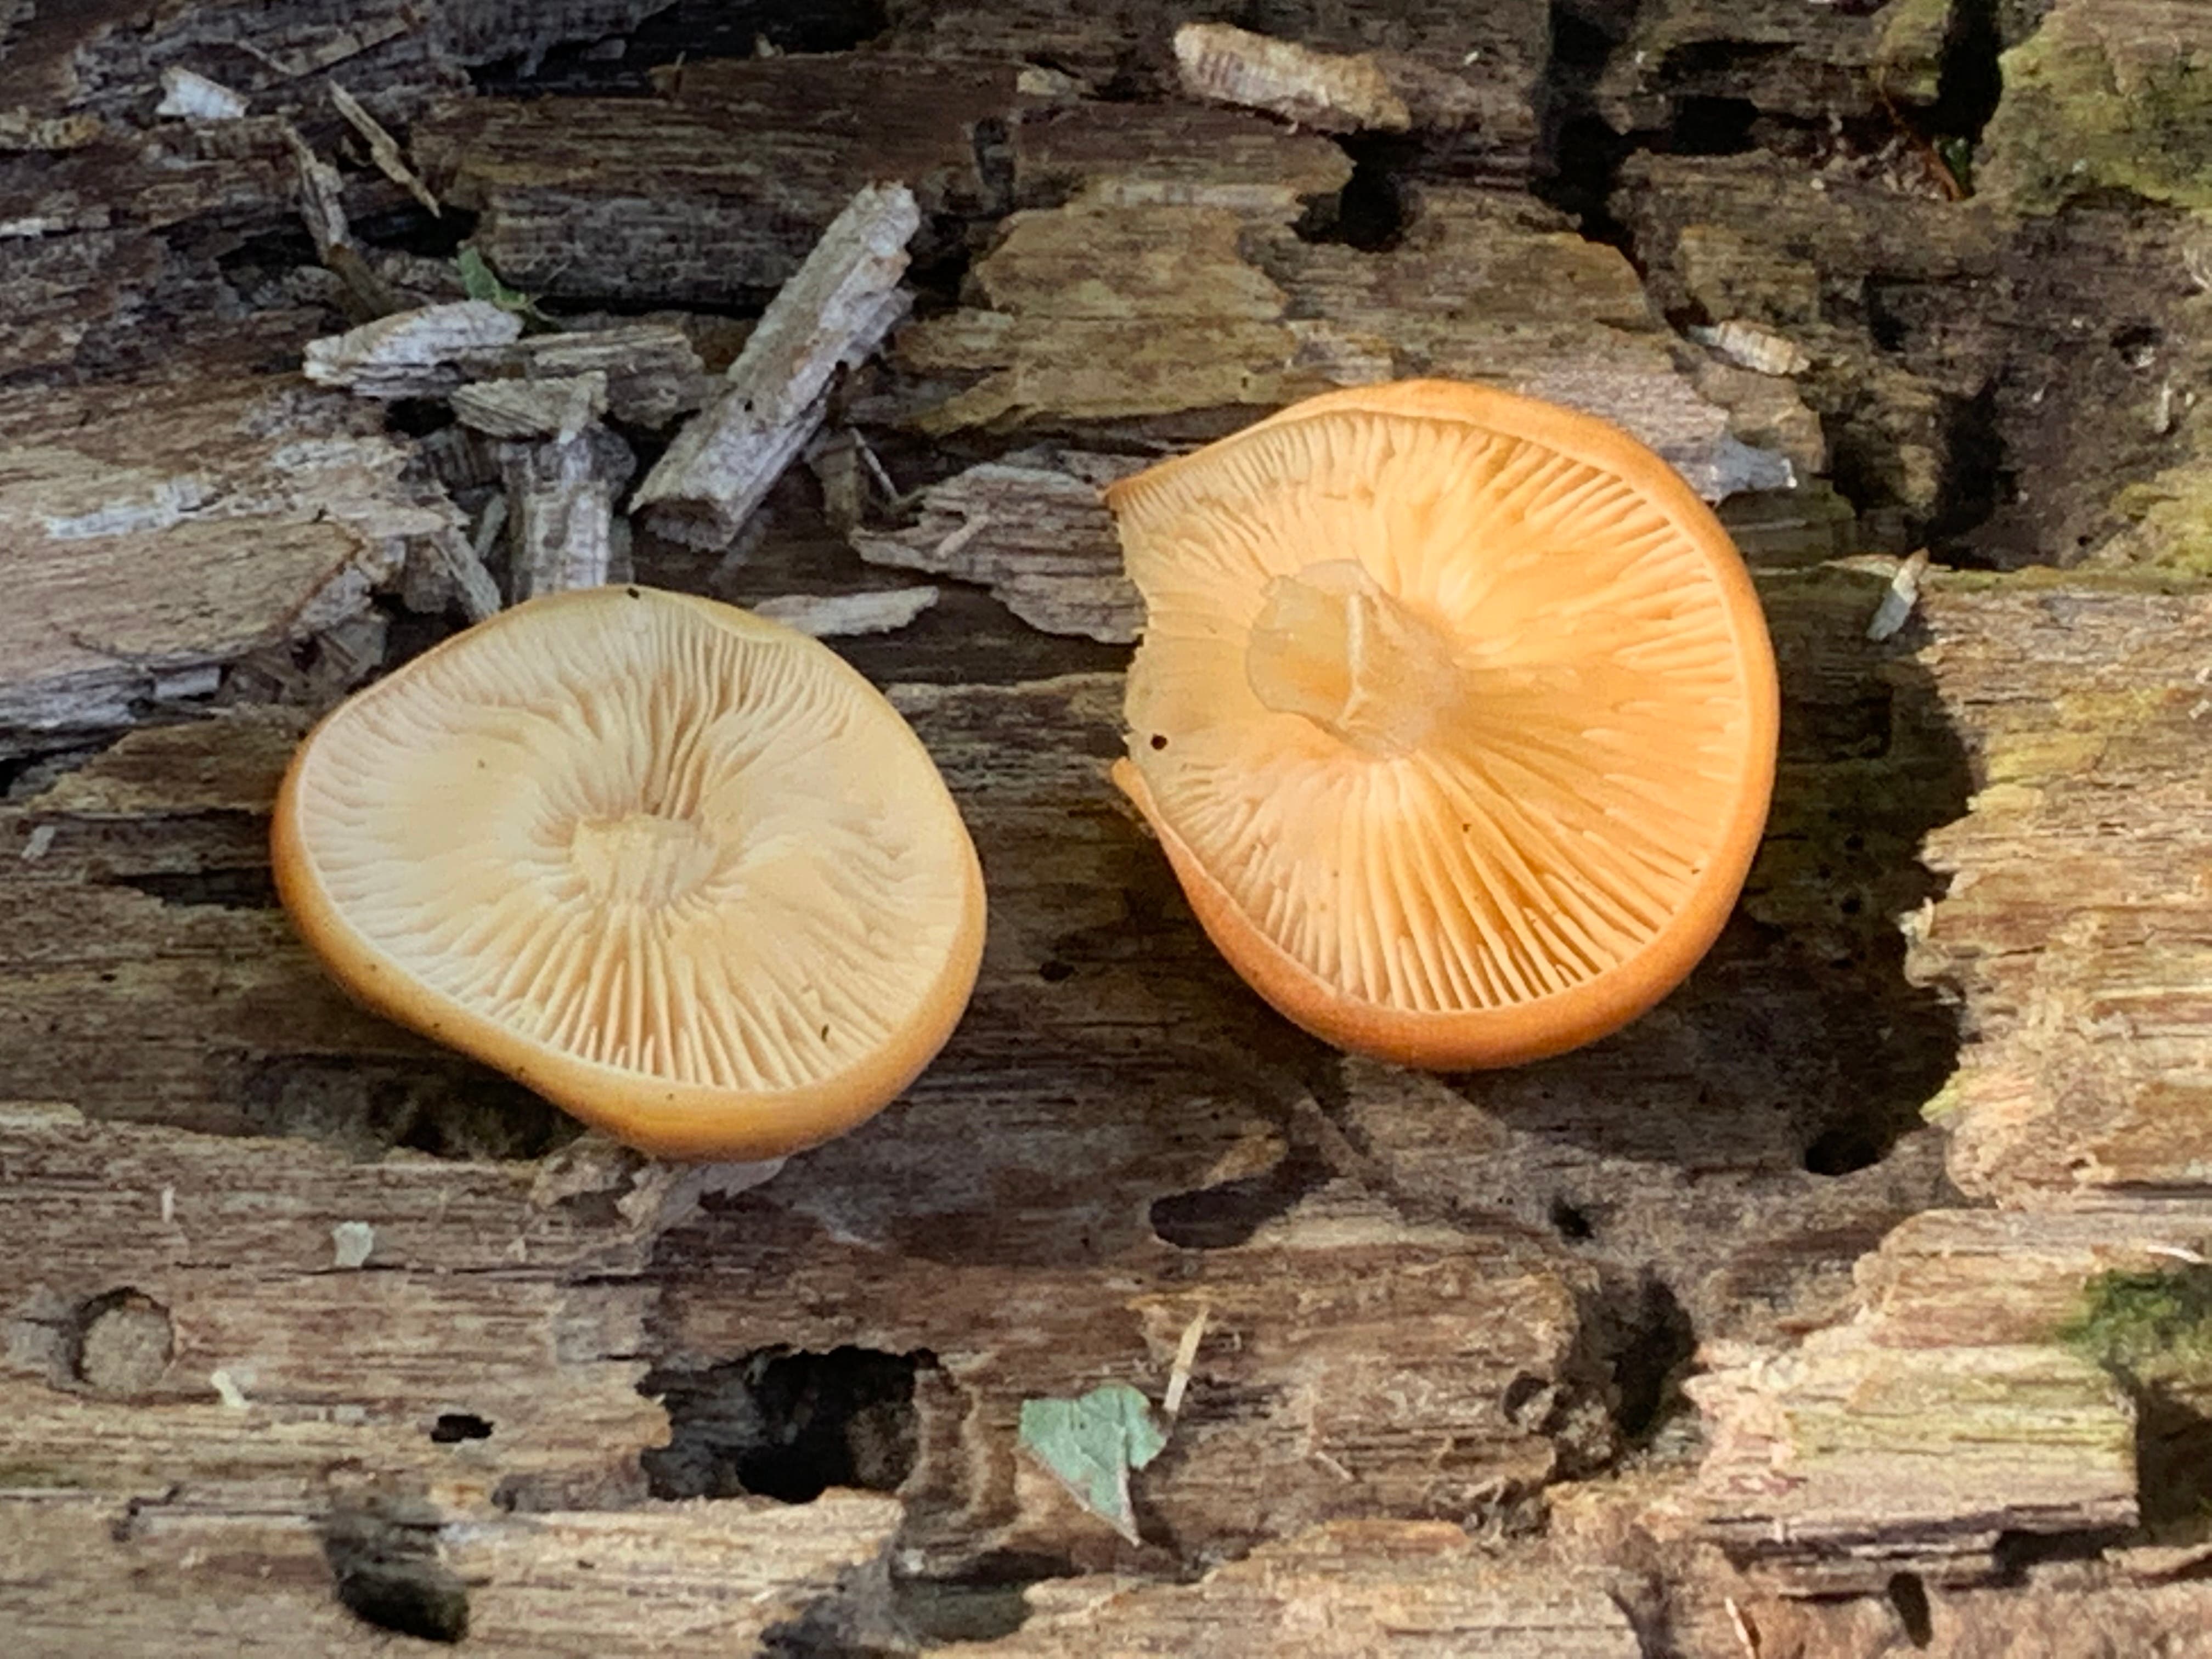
[1163,1306,1209,1419]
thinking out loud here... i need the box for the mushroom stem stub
[1244,560,1462,757]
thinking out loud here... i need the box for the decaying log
[1678,571,2212,1589]
[414,57,1016,303]
[1904,574,2212,1204]
[895,175,1796,499]
[945,1521,1648,1658]
[10,0,2212,1648]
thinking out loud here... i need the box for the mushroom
[272,584,985,1159]
[1106,380,1778,1068]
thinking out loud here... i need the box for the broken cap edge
[269,588,988,1161]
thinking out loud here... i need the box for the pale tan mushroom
[273,585,984,1159]
[1108,380,1779,1068]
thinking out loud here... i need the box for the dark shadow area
[233,1057,582,1161]
[429,1412,493,1444]
[2134,1386,2212,1532]
[2062,1265,2212,1532]
[890,1551,1078,1647]
[1587,1272,1698,1450]
[108,866,280,910]
[1929,0,2005,145]
[321,1501,468,1644]
[1887,1571,1934,1647]
[471,1,889,95]
[1149,1138,1333,1250]
[1293,136,1418,252]
[642,1346,927,1504]
[1532,1,1640,245]
[1447,642,1970,1182]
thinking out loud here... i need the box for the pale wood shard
[503,323,710,429]
[402,527,506,622]
[328,81,440,216]
[156,68,251,121]
[302,300,524,398]
[850,450,1145,643]
[0,379,464,757]
[633,182,919,549]
[500,425,635,599]
[752,586,941,638]
[454,371,608,441]
[1172,22,1412,133]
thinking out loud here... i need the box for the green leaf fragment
[456,246,552,327]
[1017,1383,1166,1544]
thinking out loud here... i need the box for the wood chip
[1689,319,1814,377]
[506,324,710,429]
[329,82,439,216]
[752,587,940,638]
[453,372,608,441]
[1864,549,1929,641]
[633,183,919,548]
[500,427,635,601]
[155,68,249,121]
[850,449,1144,642]
[1173,22,1411,133]
[303,300,523,399]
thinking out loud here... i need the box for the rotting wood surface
[5,3,2212,1655]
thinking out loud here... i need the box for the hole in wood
[322,1502,468,1644]
[67,1288,172,1397]
[429,1412,494,1443]
[1887,1570,1933,1647]
[641,1345,927,1504]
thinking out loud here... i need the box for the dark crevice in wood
[1149,1139,1335,1250]
[888,1551,1080,1647]
[1887,1570,1934,1646]
[1583,1270,1697,1451]
[105,865,280,911]
[641,1346,929,1504]
[470,0,893,97]
[1932,0,2006,144]
[1532,1,1640,247]
[321,1502,470,1645]
[230,1057,583,1161]
[1292,136,1416,252]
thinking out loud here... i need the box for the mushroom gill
[1109,380,1778,1068]
[273,584,985,1159]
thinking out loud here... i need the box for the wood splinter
[631,181,920,549]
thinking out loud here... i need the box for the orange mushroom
[1107,380,1778,1068]
[272,585,985,1160]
